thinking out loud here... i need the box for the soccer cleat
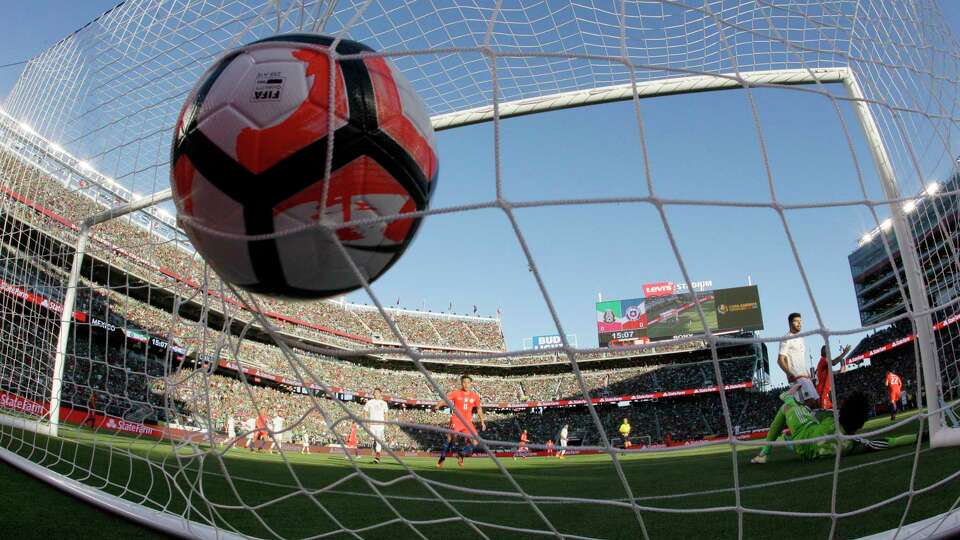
[750,453,767,464]
[436,460,444,468]
[457,455,465,468]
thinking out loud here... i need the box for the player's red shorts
[255,430,268,441]
[449,420,478,438]
[890,391,901,405]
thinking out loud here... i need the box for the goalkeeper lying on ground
[750,385,917,464]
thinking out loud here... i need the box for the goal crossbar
[431,68,849,131]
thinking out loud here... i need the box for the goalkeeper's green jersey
[781,395,851,460]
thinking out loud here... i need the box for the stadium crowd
[0,147,507,351]
[0,146,944,456]
[849,319,912,357]
[0,146,738,371]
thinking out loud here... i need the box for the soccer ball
[170,34,438,298]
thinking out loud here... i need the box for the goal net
[0,0,959,538]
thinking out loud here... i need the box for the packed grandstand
[0,126,933,454]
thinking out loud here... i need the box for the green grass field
[1,411,958,540]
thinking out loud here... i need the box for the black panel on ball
[171,50,242,169]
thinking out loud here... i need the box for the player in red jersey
[254,409,269,453]
[546,439,555,457]
[82,391,98,427]
[815,344,851,409]
[346,423,359,456]
[515,430,529,460]
[435,375,486,468]
[886,371,903,421]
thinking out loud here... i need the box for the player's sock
[438,441,451,463]
[761,406,788,456]
[885,434,917,448]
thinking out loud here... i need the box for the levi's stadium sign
[642,280,713,297]
[643,282,675,297]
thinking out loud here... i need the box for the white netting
[1,1,960,539]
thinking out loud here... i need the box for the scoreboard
[596,285,763,347]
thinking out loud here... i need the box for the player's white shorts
[370,425,385,441]
[560,439,568,448]
[794,377,819,403]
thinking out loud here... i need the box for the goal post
[841,73,957,448]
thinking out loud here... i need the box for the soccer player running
[515,429,529,460]
[558,424,569,459]
[751,384,916,463]
[270,414,284,454]
[778,313,819,409]
[435,375,486,468]
[815,344,852,409]
[83,392,98,427]
[346,423,359,457]
[254,409,269,453]
[619,418,632,448]
[362,388,389,464]
[886,371,904,421]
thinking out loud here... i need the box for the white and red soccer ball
[170,34,438,298]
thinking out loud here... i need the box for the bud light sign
[532,334,564,350]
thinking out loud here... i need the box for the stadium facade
[849,172,960,327]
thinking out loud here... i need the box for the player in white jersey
[558,424,569,459]
[226,417,236,446]
[300,429,311,454]
[271,415,284,454]
[778,313,818,408]
[362,388,389,464]
[243,417,256,450]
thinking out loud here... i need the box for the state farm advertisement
[0,390,204,442]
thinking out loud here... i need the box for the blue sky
[2,2,960,388]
